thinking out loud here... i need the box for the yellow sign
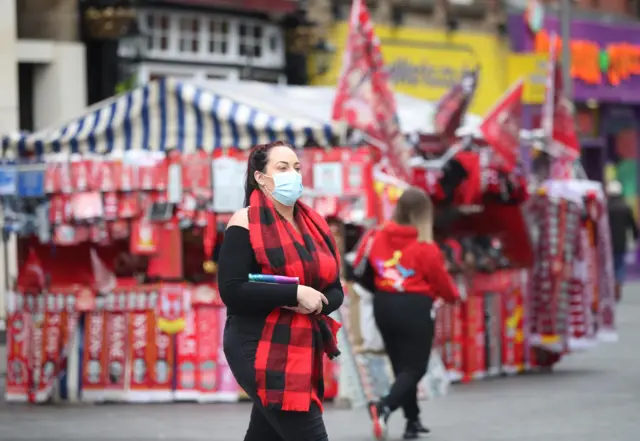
[311,23,509,116]
[507,54,547,105]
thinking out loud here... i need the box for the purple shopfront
[509,14,640,277]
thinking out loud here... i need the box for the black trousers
[223,315,329,441]
[373,291,434,422]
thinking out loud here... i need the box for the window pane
[269,35,278,52]
[160,15,169,30]
[253,26,262,39]
[239,24,247,37]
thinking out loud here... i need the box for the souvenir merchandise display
[4,285,241,404]
[524,180,616,363]
[0,151,221,251]
[2,140,613,408]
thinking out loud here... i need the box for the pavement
[1,284,640,441]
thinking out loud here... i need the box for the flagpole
[560,0,572,100]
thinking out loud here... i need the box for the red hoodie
[354,222,459,303]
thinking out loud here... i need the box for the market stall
[0,78,345,404]
[1,78,339,157]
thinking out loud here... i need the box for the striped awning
[1,78,339,158]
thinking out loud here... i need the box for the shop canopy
[200,80,483,137]
[1,78,483,159]
[1,78,338,158]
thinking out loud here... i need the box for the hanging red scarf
[248,190,341,412]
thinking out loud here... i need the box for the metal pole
[560,0,572,100]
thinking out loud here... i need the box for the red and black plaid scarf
[248,190,341,412]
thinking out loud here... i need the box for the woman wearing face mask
[218,141,344,441]
[353,187,460,440]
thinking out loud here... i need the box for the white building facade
[0,0,87,327]
[126,6,288,85]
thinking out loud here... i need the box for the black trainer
[404,420,431,439]
[369,401,391,440]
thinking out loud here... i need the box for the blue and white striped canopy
[1,78,339,158]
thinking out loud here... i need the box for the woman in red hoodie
[353,187,460,440]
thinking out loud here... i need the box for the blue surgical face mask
[263,171,303,206]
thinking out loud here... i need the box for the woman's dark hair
[244,141,293,207]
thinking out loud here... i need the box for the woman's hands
[289,285,328,314]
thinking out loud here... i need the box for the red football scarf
[248,190,341,412]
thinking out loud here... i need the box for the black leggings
[373,292,434,422]
[223,316,329,441]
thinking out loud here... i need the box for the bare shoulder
[226,207,249,230]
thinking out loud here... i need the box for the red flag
[332,0,412,182]
[434,69,479,142]
[479,80,524,172]
[542,32,580,159]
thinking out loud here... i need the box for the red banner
[5,311,31,402]
[175,308,199,400]
[196,305,221,402]
[104,312,128,401]
[40,308,63,399]
[462,296,486,382]
[148,328,173,401]
[82,310,107,401]
[127,310,155,401]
